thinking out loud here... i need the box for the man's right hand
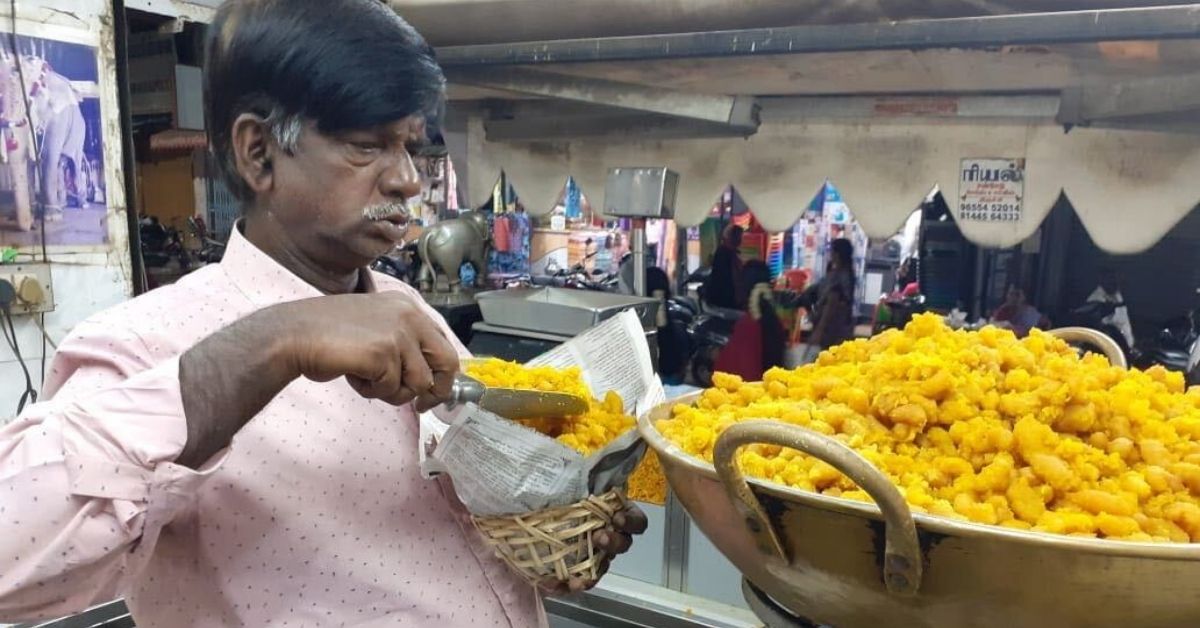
[274,292,460,410]
[177,292,459,468]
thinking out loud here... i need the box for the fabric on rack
[492,214,512,253]
[510,211,530,255]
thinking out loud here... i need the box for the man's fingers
[428,366,456,401]
[594,529,632,555]
[537,577,570,596]
[413,391,443,412]
[411,315,460,403]
[614,506,649,535]
[347,370,415,406]
[397,340,434,400]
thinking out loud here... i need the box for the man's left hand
[538,502,649,596]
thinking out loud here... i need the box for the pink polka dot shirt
[0,227,545,627]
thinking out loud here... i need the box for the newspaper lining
[420,310,661,516]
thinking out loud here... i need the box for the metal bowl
[637,328,1200,628]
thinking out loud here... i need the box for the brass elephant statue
[417,211,491,293]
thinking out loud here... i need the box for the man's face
[1006,287,1024,306]
[265,116,426,273]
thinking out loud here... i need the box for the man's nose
[379,151,422,201]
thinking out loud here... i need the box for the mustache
[362,201,413,222]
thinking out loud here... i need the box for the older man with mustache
[0,1,643,626]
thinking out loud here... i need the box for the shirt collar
[220,222,375,307]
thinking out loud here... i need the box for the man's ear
[231,113,276,195]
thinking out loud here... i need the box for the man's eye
[350,142,383,154]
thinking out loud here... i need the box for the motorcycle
[873,292,927,333]
[1064,300,1136,362]
[1131,302,1200,376]
[139,216,190,272]
[371,239,421,286]
[676,266,740,387]
[187,216,226,264]
[1069,296,1200,377]
[531,250,622,292]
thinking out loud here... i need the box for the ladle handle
[1047,327,1127,368]
[713,420,924,596]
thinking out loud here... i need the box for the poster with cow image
[0,32,108,247]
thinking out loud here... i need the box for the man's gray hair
[266,106,303,154]
[212,103,303,203]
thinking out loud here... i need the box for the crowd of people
[696,221,1152,386]
[703,224,857,382]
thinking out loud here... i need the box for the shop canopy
[149,1,1200,254]
[429,1,1200,255]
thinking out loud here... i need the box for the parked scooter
[1131,301,1200,375]
[371,239,421,286]
[532,250,621,292]
[187,216,226,264]
[677,266,739,387]
[139,216,190,271]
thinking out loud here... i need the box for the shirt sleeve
[0,326,225,622]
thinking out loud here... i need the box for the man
[702,224,743,310]
[0,2,642,626]
[991,285,1049,338]
[1087,269,1136,353]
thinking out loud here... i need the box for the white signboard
[958,158,1025,223]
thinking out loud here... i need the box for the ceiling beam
[1073,73,1200,121]
[437,5,1200,66]
[758,94,1061,122]
[483,113,758,142]
[447,67,759,131]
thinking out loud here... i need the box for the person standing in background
[991,284,1049,338]
[714,260,786,381]
[1088,269,1136,354]
[803,238,857,361]
[703,224,744,310]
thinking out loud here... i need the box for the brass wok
[638,328,1200,627]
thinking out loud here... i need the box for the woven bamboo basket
[472,489,627,585]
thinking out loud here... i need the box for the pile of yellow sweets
[465,358,667,504]
[657,313,1200,542]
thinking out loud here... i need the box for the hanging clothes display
[492,213,512,253]
[564,176,582,220]
[483,172,531,277]
[510,209,530,256]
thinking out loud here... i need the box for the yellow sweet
[465,358,667,505]
[657,314,1200,542]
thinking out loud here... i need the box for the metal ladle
[447,373,589,420]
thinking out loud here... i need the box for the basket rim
[640,390,1200,561]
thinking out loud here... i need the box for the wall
[0,1,133,423]
[137,154,196,226]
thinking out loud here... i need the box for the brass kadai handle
[713,420,924,596]
[1046,327,1128,369]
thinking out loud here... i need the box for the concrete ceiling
[397,0,1199,46]
[513,42,1200,97]
[431,3,1200,137]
